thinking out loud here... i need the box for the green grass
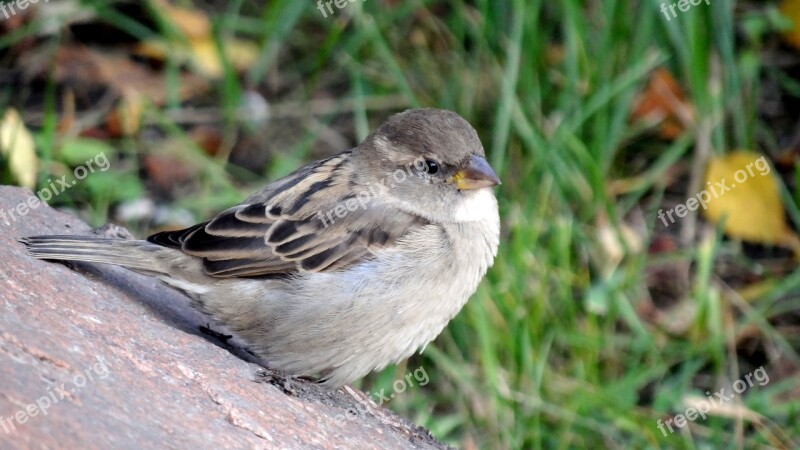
[2,0,800,448]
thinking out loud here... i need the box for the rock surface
[0,186,445,450]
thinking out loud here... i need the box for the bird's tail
[20,235,173,276]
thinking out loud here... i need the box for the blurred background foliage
[2,0,800,448]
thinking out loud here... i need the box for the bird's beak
[450,155,501,190]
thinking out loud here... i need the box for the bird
[21,108,501,388]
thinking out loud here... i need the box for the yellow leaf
[142,1,258,79]
[780,0,800,49]
[189,39,259,77]
[0,108,37,189]
[137,38,257,79]
[153,0,211,39]
[189,39,222,78]
[702,151,794,246]
[133,40,169,61]
[224,39,259,72]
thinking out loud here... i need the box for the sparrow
[22,108,501,388]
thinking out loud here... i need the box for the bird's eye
[424,160,440,174]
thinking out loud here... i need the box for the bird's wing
[147,152,428,278]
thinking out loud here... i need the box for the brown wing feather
[147,152,428,278]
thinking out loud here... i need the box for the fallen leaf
[142,153,197,193]
[20,45,208,106]
[631,68,694,139]
[188,39,223,76]
[154,0,211,39]
[594,219,643,274]
[85,48,207,103]
[106,93,145,137]
[223,40,260,73]
[702,151,797,247]
[137,1,258,78]
[0,109,37,189]
[189,126,224,156]
[780,0,800,49]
